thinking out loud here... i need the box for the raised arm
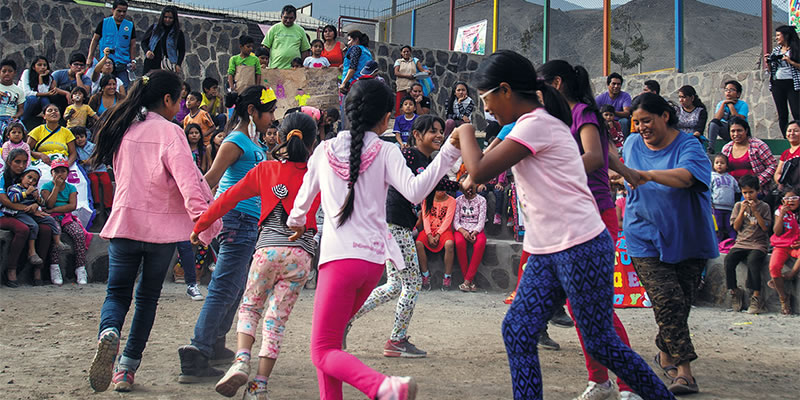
[385,139,461,204]
[194,162,262,234]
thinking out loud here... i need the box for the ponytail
[347,30,369,48]
[272,111,317,162]
[91,70,182,168]
[539,59,604,135]
[224,85,277,133]
[336,79,394,227]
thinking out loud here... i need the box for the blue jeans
[176,240,197,285]
[22,95,51,122]
[190,209,259,357]
[99,239,177,361]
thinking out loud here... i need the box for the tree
[610,9,649,73]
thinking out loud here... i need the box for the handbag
[780,157,800,186]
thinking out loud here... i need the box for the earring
[248,115,257,140]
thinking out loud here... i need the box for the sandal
[668,375,699,395]
[469,282,477,292]
[654,353,678,379]
[780,295,792,315]
[459,282,471,292]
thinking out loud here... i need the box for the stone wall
[592,70,782,140]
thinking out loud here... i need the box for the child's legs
[237,249,280,343]
[494,189,504,215]
[62,220,87,266]
[744,249,767,293]
[14,213,39,244]
[311,259,387,400]
[176,241,197,285]
[89,172,102,204]
[98,172,114,208]
[415,230,429,273]
[454,231,469,276]
[769,247,791,281]
[442,231,455,275]
[352,261,403,322]
[724,248,751,290]
[465,231,486,282]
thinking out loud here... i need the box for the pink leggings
[454,230,486,282]
[311,259,387,400]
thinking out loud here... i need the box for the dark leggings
[724,248,766,291]
[503,232,674,400]
[771,79,800,138]
[0,217,52,271]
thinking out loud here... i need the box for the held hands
[146,50,155,59]
[34,209,50,218]
[189,231,206,246]
[23,204,38,214]
[288,225,306,241]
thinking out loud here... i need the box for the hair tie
[347,182,354,189]
[141,76,150,85]
[287,129,303,141]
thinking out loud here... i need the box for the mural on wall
[260,68,339,118]
[453,20,487,55]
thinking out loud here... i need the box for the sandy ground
[1,283,798,400]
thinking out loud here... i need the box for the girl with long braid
[287,79,461,400]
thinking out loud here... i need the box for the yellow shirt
[28,125,75,159]
[65,104,96,128]
[201,94,223,115]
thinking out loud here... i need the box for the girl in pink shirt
[87,71,221,394]
[416,190,456,289]
[454,50,674,400]
[287,78,461,400]
[453,184,487,292]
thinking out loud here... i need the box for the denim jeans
[176,240,197,285]
[99,238,177,360]
[22,95,51,122]
[190,208,259,357]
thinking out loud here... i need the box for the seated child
[74,127,113,211]
[303,39,331,68]
[601,104,624,151]
[392,96,417,147]
[453,184,487,292]
[176,82,191,122]
[712,154,739,242]
[183,91,216,146]
[769,186,800,315]
[65,87,99,129]
[200,77,227,129]
[322,107,340,140]
[480,170,508,225]
[724,175,770,313]
[2,122,31,166]
[41,159,91,285]
[415,190,456,290]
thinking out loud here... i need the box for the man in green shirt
[261,5,311,70]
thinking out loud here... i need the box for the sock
[444,274,452,279]
[236,349,251,363]
[422,271,430,277]
[118,355,141,372]
[253,375,268,390]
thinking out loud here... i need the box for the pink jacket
[101,112,221,244]
[288,131,460,269]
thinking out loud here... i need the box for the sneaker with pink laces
[421,275,431,291]
[493,213,502,224]
[88,328,120,392]
[112,367,135,392]
[377,376,417,400]
[441,277,451,291]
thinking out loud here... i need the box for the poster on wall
[792,0,800,31]
[453,19,487,55]
[614,231,651,308]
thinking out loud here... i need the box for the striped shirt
[256,206,316,256]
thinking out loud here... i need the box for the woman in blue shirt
[617,93,717,396]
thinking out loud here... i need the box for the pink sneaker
[112,367,135,392]
[493,214,502,225]
[377,376,417,400]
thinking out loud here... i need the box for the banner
[453,20,487,55]
[30,156,95,228]
[792,0,800,30]
[614,230,651,308]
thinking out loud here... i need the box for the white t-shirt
[303,56,330,69]
[505,108,606,254]
[91,73,124,95]
[0,83,25,117]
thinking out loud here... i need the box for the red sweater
[193,160,320,234]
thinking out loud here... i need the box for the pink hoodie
[288,131,460,269]
[101,112,221,245]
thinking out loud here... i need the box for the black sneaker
[211,341,236,366]
[549,306,574,328]
[178,345,224,383]
[383,336,427,358]
[421,275,431,291]
[538,330,560,351]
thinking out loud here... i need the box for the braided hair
[336,79,394,227]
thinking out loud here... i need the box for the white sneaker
[574,380,617,400]
[76,266,88,285]
[214,359,250,397]
[50,265,63,286]
[187,284,204,301]
[376,376,417,400]
[619,391,644,400]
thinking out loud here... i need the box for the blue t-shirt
[41,181,78,207]
[714,99,749,123]
[51,69,92,92]
[496,122,516,141]
[216,131,266,218]
[76,141,107,173]
[622,131,719,263]
[392,114,417,143]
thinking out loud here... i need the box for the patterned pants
[631,257,705,366]
[503,232,674,400]
[237,247,312,358]
[50,220,87,267]
[352,224,421,341]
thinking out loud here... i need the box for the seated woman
[27,104,77,166]
[720,117,777,196]
[19,56,57,123]
[89,75,126,118]
[415,190,456,290]
[453,184,487,292]
[90,48,126,97]
[676,85,708,140]
[774,121,800,190]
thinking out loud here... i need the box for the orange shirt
[183,109,216,145]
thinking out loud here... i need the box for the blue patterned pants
[502,231,674,400]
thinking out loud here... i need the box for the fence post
[675,0,683,72]
[449,0,455,50]
[762,0,773,69]
[493,0,499,53]
[603,0,610,76]
[543,0,550,64]
[411,8,416,47]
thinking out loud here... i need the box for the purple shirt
[176,99,190,122]
[571,103,613,211]
[595,91,632,116]
[392,114,417,143]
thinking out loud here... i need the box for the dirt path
[1,283,798,399]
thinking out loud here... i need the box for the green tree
[610,9,649,73]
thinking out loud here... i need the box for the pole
[411,8,417,47]
[603,0,611,76]
[763,0,773,70]
[390,0,397,43]
[675,0,683,72]
[449,0,455,50]
[492,0,499,53]
[543,0,550,63]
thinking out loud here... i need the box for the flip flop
[654,353,678,379]
[668,375,699,395]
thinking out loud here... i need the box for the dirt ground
[1,283,798,400]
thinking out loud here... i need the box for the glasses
[479,86,500,100]
[723,88,738,93]
[785,196,800,202]
[72,63,85,68]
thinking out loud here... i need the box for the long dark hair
[539,59,605,136]
[272,112,317,162]
[156,5,180,33]
[473,50,571,126]
[322,24,338,39]
[728,116,751,138]
[777,25,800,63]
[347,30,369,47]
[630,92,679,128]
[408,114,444,148]
[678,85,706,110]
[209,131,224,161]
[2,148,28,192]
[91,70,183,168]
[184,123,206,167]
[337,79,394,227]
[224,85,277,133]
[446,81,471,117]
[28,56,51,91]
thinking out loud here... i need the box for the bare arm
[44,191,77,214]
[775,160,785,185]
[577,124,604,174]
[637,168,696,189]
[87,34,101,67]
[616,106,631,119]
[732,203,746,231]
[774,208,786,236]
[27,137,49,164]
[456,124,529,184]
[203,141,243,188]
[67,141,77,166]
[130,39,137,60]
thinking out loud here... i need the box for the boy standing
[392,96,417,147]
[227,35,261,94]
[303,40,330,68]
[0,59,25,137]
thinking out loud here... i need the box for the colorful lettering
[629,293,642,305]
[627,271,640,287]
[613,271,623,288]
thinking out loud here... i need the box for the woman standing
[619,92,718,395]
[141,5,186,75]
[321,25,344,68]
[675,85,708,139]
[339,30,373,93]
[766,25,800,138]
[393,46,426,116]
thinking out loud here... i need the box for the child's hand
[288,225,306,241]
[34,209,50,218]
[449,128,461,149]
[189,231,206,246]
[25,185,38,196]
[792,240,800,249]
[24,204,38,214]
[477,184,486,193]
[494,183,503,191]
